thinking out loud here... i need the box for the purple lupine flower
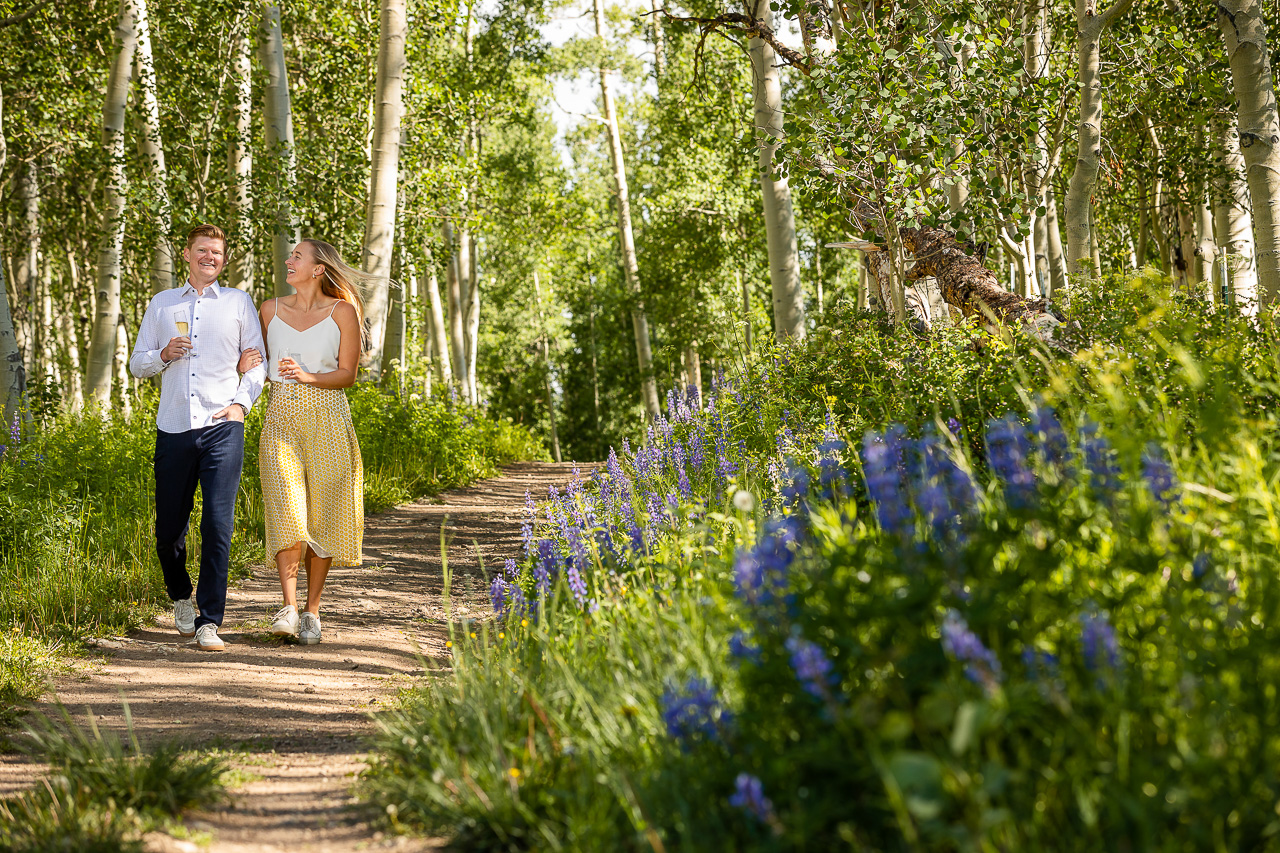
[1192,552,1211,580]
[1031,403,1068,465]
[685,384,700,411]
[786,635,837,701]
[986,415,1037,508]
[946,417,963,438]
[1080,610,1120,671]
[940,609,1002,688]
[503,558,518,581]
[661,676,731,744]
[690,423,706,474]
[734,516,803,606]
[565,557,588,605]
[534,539,556,595]
[622,437,632,456]
[1021,647,1060,681]
[729,630,762,664]
[1142,443,1178,507]
[816,436,849,501]
[1079,422,1120,499]
[490,577,510,615]
[521,491,536,557]
[780,463,812,507]
[862,429,914,539]
[730,773,775,823]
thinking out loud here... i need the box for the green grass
[0,704,229,852]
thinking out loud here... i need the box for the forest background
[2,0,1275,457]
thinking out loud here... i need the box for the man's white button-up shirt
[129,281,267,434]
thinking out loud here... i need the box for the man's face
[183,236,227,283]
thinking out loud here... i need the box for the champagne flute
[171,307,190,358]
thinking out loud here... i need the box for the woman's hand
[238,347,263,374]
[277,357,314,385]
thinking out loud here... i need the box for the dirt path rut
[0,461,583,852]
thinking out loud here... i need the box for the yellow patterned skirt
[259,383,363,566]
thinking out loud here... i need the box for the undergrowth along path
[0,461,584,853]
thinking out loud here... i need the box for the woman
[239,239,365,645]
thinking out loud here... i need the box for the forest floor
[0,461,584,853]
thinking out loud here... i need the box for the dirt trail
[0,461,584,852]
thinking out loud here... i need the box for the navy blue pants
[154,421,244,629]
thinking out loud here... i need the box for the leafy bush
[366,273,1280,849]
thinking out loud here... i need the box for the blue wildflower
[503,558,517,581]
[730,773,775,823]
[1031,403,1068,465]
[785,635,837,701]
[940,609,1003,688]
[1142,443,1179,507]
[1079,422,1120,499]
[862,428,914,539]
[535,539,557,595]
[1080,609,1120,671]
[733,516,803,606]
[729,630,762,664]
[985,415,1037,508]
[661,676,731,744]
[490,577,508,615]
[565,556,588,605]
[1192,552,1211,580]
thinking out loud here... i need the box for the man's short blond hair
[185,223,227,251]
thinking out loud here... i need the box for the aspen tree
[259,3,299,297]
[594,0,660,420]
[228,18,255,291]
[1218,0,1280,304]
[362,0,407,376]
[0,85,25,429]
[87,0,139,409]
[746,0,804,340]
[1063,0,1137,277]
[133,0,173,296]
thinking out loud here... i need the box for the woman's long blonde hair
[301,239,373,345]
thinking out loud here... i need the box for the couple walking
[129,224,366,651]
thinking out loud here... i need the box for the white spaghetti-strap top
[267,299,342,382]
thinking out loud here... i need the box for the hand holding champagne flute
[163,307,192,363]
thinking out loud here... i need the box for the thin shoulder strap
[273,298,280,320]
[328,300,340,319]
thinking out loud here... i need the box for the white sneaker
[298,612,322,645]
[193,624,225,652]
[174,597,197,638]
[270,604,300,637]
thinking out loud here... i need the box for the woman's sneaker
[174,597,197,638]
[270,604,300,637]
[194,624,225,652]
[299,612,322,645]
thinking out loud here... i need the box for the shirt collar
[181,280,222,297]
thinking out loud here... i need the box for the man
[130,224,267,651]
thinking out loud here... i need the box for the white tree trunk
[594,0,660,420]
[1218,0,1280,304]
[747,0,805,341]
[114,313,132,419]
[133,0,173,296]
[87,0,138,410]
[532,269,560,463]
[423,260,451,386]
[16,163,39,381]
[0,89,24,428]
[1063,0,1136,278]
[1215,124,1260,311]
[442,222,466,393]
[228,19,255,291]
[464,265,480,405]
[685,344,702,407]
[1195,189,1217,291]
[259,3,299,298]
[1046,192,1068,294]
[361,0,407,377]
[60,258,84,412]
